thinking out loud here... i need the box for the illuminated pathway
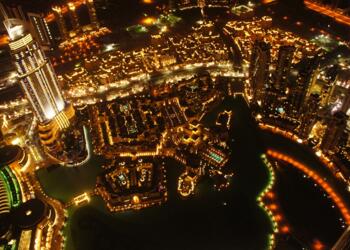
[260,124,350,229]
[304,0,350,27]
[257,154,293,249]
[257,154,278,250]
[267,149,350,225]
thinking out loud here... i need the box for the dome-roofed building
[0,178,11,215]
[0,145,23,168]
[0,145,24,214]
[12,198,49,230]
[0,198,56,250]
[0,144,30,172]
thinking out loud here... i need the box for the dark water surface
[37,97,346,250]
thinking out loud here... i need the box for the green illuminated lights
[257,154,278,250]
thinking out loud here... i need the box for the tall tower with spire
[3,17,86,164]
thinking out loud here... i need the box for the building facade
[27,12,54,49]
[321,111,348,153]
[249,40,271,103]
[4,18,86,164]
[273,45,295,92]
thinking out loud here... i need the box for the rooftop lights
[3,18,25,41]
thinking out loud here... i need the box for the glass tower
[4,18,66,124]
[3,18,86,165]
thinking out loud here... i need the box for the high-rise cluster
[224,17,349,156]
[52,0,99,40]
[0,3,54,49]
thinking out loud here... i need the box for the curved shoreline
[267,149,350,225]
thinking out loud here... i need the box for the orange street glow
[267,149,350,225]
[304,0,350,26]
[0,34,9,46]
[46,0,87,22]
[312,239,326,250]
[262,0,277,4]
[141,16,157,25]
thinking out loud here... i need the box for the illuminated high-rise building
[262,87,279,113]
[273,45,295,92]
[4,19,66,123]
[52,6,68,40]
[1,3,54,49]
[6,4,26,21]
[285,55,320,117]
[330,73,350,114]
[321,111,348,153]
[4,18,86,163]
[300,55,320,99]
[27,12,54,49]
[86,0,99,28]
[68,2,80,31]
[249,40,271,102]
[298,93,320,138]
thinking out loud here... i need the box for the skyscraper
[298,93,320,138]
[1,3,54,49]
[86,0,99,28]
[5,19,66,123]
[300,55,320,98]
[321,111,348,153]
[4,18,86,164]
[286,55,320,117]
[27,12,54,49]
[52,6,68,40]
[333,72,350,114]
[249,40,271,102]
[287,85,307,117]
[68,2,80,31]
[273,45,295,92]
